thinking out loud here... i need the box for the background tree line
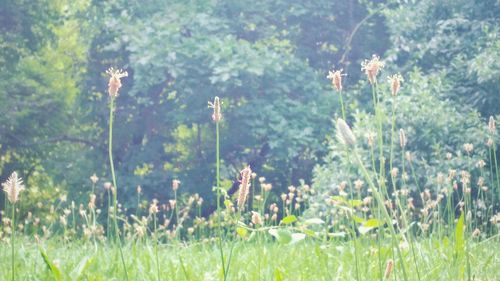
[0,0,498,215]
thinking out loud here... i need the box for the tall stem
[215,121,226,280]
[108,97,129,281]
[154,214,161,281]
[389,97,396,173]
[338,90,346,120]
[11,202,15,281]
[354,152,409,281]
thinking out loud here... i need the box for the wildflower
[365,132,375,147]
[251,211,262,226]
[237,166,252,210]
[172,179,181,191]
[281,193,287,201]
[104,182,112,190]
[169,200,176,209]
[405,151,412,162]
[262,183,273,192]
[137,185,142,194]
[488,116,496,134]
[399,129,407,148]
[446,152,453,160]
[149,201,159,214]
[88,194,96,209]
[106,67,128,98]
[391,168,399,178]
[361,55,385,84]
[208,96,222,123]
[387,73,403,96]
[354,179,364,191]
[2,172,25,204]
[463,143,474,154]
[476,160,486,169]
[487,138,494,147]
[336,118,356,146]
[384,259,394,279]
[90,173,99,184]
[326,69,344,91]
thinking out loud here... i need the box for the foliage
[384,0,500,116]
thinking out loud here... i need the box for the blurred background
[0,0,498,216]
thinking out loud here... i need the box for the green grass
[1,237,498,280]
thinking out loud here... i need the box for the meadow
[1,1,500,280]
[2,56,500,281]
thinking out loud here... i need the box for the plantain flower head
[336,118,356,146]
[361,55,385,84]
[387,73,403,96]
[106,67,128,98]
[2,171,25,204]
[237,166,252,210]
[399,128,407,148]
[208,96,222,123]
[488,116,496,135]
[172,179,181,191]
[326,69,345,91]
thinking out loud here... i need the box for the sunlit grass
[0,237,498,280]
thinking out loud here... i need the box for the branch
[339,5,386,66]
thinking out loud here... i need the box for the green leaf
[290,233,306,244]
[276,269,283,281]
[224,199,232,209]
[348,199,363,207]
[280,215,297,225]
[71,256,93,281]
[358,225,374,235]
[269,229,292,244]
[303,229,316,237]
[364,218,384,228]
[352,215,366,224]
[455,212,465,256]
[331,196,348,204]
[304,218,325,225]
[40,248,63,281]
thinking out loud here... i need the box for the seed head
[399,128,407,148]
[172,179,181,191]
[149,201,159,214]
[365,132,375,147]
[251,211,262,226]
[361,55,385,84]
[90,173,99,185]
[237,166,252,210]
[488,116,496,134]
[463,143,474,154]
[387,73,403,96]
[106,67,128,98]
[384,259,394,279]
[208,96,222,123]
[354,179,364,190]
[326,69,344,91]
[336,118,356,146]
[104,182,112,190]
[2,171,25,204]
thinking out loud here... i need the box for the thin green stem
[338,90,346,120]
[354,152,409,281]
[389,97,396,173]
[154,214,161,281]
[108,97,129,281]
[11,202,15,281]
[215,121,227,280]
